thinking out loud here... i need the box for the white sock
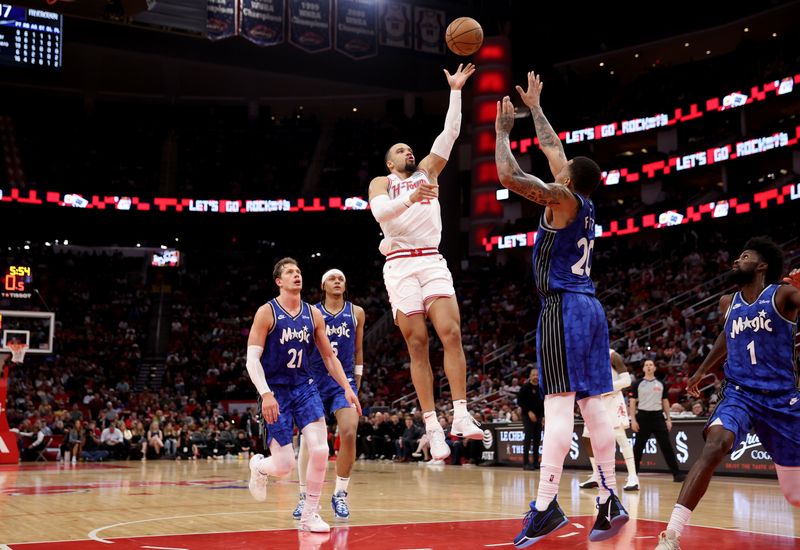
[299,483,307,496]
[588,456,598,479]
[622,448,637,481]
[535,463,562,511]
[596,459,618,502]
[423,411,439,431]
[335,476,350,495]
[666,504,692,536]
[453,399,467,417]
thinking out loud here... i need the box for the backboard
[0,310,55,354]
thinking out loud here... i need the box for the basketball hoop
[7,342,28,364]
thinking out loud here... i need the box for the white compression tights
[578,395,617,497]
[255,439,296,478]
[300,420,329,519]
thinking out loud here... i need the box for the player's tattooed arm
[495,97,572,206]
[515,71,568,177]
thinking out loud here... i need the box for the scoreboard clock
[2,265,33,299]
[0,4,62,69]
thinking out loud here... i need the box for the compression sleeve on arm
[613,372,632,392]
[246,345,270,395]
[430,90,462,160]
[370,194,412,223]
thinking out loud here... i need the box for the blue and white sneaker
[331,490,350,520]
[292,492,306,520]
[513,499,569,548]
[588,493,629,542]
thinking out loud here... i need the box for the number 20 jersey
[532,194,597,297]
[261,299,316,386]
[723,284,797,392]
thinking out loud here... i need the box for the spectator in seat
[143,420,164,460]
[61,419,82,464]
[100,421,125,459]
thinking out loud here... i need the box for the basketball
[445,17,483,56]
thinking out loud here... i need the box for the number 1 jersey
[532,194,597,297]
[261,299,316,386]
[723,284,797,392]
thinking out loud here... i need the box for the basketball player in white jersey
[578,349,639,491]
[368,63,482,460]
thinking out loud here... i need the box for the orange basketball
[445,17,483,56]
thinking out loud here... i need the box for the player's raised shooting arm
[354,305,365,389]
[419,63,476,178]
[495,96,575,208]
[514,71,568,178]
[245,304,274,397]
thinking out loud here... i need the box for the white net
[7,342,27,364]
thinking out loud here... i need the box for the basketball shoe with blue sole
[588,493,629,542]
[513,499,569,548]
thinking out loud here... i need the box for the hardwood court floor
[0,458,797,549]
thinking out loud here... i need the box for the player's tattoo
[495,133,572,206]
[530,106,566,158]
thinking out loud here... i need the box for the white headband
[321,269,346,286]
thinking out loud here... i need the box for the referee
[628,359,686,482]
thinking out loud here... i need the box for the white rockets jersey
[378,170,442,256]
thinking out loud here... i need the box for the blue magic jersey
[261,299,316,386]
[724,284,798,391]
[532,194,597,296]
[308,302,356,379]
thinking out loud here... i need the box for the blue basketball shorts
[536,292,613,399]
[315,374,358,419]
[705,381,800,467]
[265,380,325,447]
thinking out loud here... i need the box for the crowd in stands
[6,210,796,465]
[3,27,798,464]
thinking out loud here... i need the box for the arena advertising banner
[378,0,412,48]
[240,0,285,46]
[334,0,377,59]
[413,6,444,54]
[289,0,332,53]
[484,421,777,478]
[207,0,239,41]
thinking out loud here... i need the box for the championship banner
[413,6,444,54]
[334,0,377,60]
[207,0,239,41]
[487,421,777,478]
[0,364,20,464]
[289,0,332,53]
[241,0,285,46]
[378,0,411,49]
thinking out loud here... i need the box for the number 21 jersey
[532,194,597,297]
[261,299,316,386]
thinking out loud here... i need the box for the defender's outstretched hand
[444,63,476,90]
[515,71,544,109]
[495,96,516,134]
